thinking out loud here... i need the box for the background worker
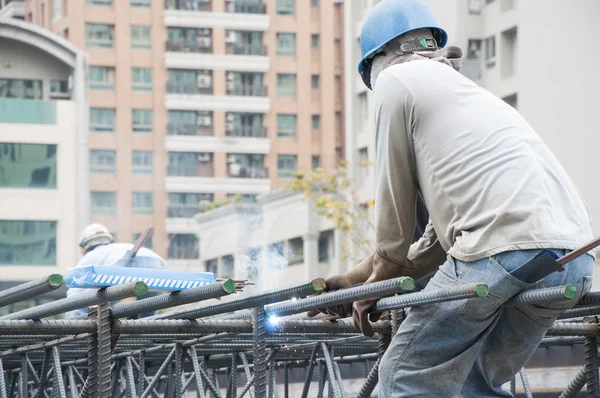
[65,223,168,320]
[312,0,595,396]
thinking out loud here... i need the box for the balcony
[168,122,213,136]
[167,82,213,95]
[166,40,212,53]
[225,0,266,14]
[225,43,267,56]
[0,99,57,125]
[168,164,214,177]
[165,0,211,11]
[226,85,267,97]
[226,126,267,138]
[228,165,268,179]
[168,204,201,218]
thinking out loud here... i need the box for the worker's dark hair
[85,242,110,253]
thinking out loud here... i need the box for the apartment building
[344,0,600,394]
[0,18,88,308]
[0,0,25,19]
[21,0,345,269]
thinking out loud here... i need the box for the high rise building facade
[0,18,88,308]
[20,0,345,270]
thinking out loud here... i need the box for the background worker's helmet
[79,223,114,251]
[358,0,448,85]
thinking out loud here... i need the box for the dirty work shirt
[65,243,168,319]
[374,60,594,269]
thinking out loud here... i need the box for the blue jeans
[379,249,594,397]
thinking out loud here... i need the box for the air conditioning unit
[225,121,234,132]
[226,114,234,122]
[225,32,237,44]
[226,81,235,91]
[197,37,211,48]
[197,153,210,162]
[197,74,212,88]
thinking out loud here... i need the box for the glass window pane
[133,192,154,216]
[311,34,319,49]
[276,74,296,98]
[0,79,43,99]
[90,108,115,132]
[277,114,296,137]
[168,234,199,259]
[276,0,295,15]
[85,24,114,48]
[276,33,296,56]
[131,26,152,49]
[0,144,57,188]
[0,221,57,265]
[130,0,151,7]
[132,151,154,175]
[277,155,297,177]
[132,109,153,133]
[90,150,116,174]
[312,115,320,130]
[132,68,152,91]
[91,192,117,216]
[311,75,319,89]
[312,155,320,170]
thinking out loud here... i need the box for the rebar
[320,343,341,398]
[1,282,148,320]
[519,368,533,398]
[111,280,236,319]
[265,277,414,317]
[547,322,598,337]
[584,318,600,398]
[506,285,577,305]
[253,307,268,398]
[373,282,488,312]
[161,279,326,320]
[559,366,587,398]
[0,275,63,309]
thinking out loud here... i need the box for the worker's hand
[306,253,375,318]
[352,253,416,337]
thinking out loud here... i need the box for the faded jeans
[379,249,594,397]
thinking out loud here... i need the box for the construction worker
[311,0,595,396]
[65,223,168,319]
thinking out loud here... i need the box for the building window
[132,151,153,175]
[168,110,213,136]
[132,233,153,249]
[91,192,117,216]
[312,0,319,7]
[205,259,218,274]
[276,33,296,56]
[50,80,69,98]
[90,108,115,132]
[221,255,234,278]
[226,72,264,96]
[311,75,319,89]
[132,109,153,133]
[168,27,212,53]
[133,192,153,216]
[312,155,320,170]
[168,69,213,95]
[468,0,482,14]
[311,34,319,49]
[132,68,152,91]
[276,74,296,98]
[168,193,214,218]
[131,0,151,7]
[225,113,264,137]
[168,152,214,177]
[90,150,116,174]
[131,25,152,49]
[276,0,294,15]
[277,114,296,137]
[89,66,115,90]
[0,144,57,188]
[168,234,199,259]
[53,0,62,19]
[227,154,266,178]
[0,221,57,266]
[485,36,496,67]
[312,115,320,130]
[0,79,42,99]
[85,0,113,5]
[318,236,329,262]
[277,155,297,178]
[85,24,114,48]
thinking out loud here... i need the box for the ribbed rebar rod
[579,292,600,307]
[140,348,176,398]
[52,347,67,398]
[281,336,367,352]
[299,345,319,398]
[236,375,255,398]
[0,275,63,309]
[265,277,414,317]
[561,305,600,320]
[1,282,148,320]
[507,285,577,306]
[356,357,380,398]
[539,337,584,347]
[584,318,600,398]
[0,360,6,398]
[272,319,390,335]
[123,358,135,398]
[137,351,145,397]
[96,303,112,398]
[373,283,488,312]
[0,320,95,335]
[160,279,326,320]
[188,350,221,398]
[19,354,27,398]
[519,368,533,398]
[253,307,267,398]
[510,377,516,396]
[114,320,252,334]
[0,334,90,359]
[111,281,236,319]
[238,352,254,398]
[547,322,598,337]
[231,353,238,398]
[320,343,341,398]
[180,372,196,396]
[267,358,275,398]
[37,349,51,398]
[559,366,587,398]
[316,362,325,398]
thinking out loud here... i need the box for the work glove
[306,253,375,318]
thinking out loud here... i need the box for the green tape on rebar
[475,284,489,297]
[222,279,236,294]
[564,284,577,300]
[133,281,149,296]
[397,277,415,291]
[48,274,64,288]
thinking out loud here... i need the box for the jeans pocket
[459,257,510,320]
[461,290,505,319]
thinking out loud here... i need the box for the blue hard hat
[358,0,448,75]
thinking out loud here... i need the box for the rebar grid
[0,274,594,397]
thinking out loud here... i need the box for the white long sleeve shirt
[373,60,594,268]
